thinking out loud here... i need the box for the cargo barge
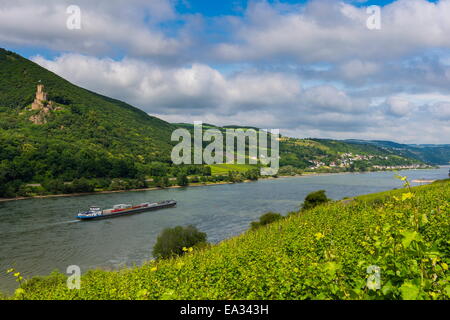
[76,200,177,220]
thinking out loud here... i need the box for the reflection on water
[0,166,448,293]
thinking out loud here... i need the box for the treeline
[0,163,262,198]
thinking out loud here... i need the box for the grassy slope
[208,164,257,175]
[8,180,450,300]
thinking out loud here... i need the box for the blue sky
[176,0,438,16]
[1,0,450,143]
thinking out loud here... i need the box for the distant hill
[345,140,450,165]
[173,123,429,171]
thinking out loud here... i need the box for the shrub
[71,178,95,193]
[93,178,112,190]
[301,190,330,211]
[109,178,128,191]
[152,225,207,259]
[152,176,170,188]
[176,174,189,186]
[250,212,283,230]
[42,179,65,194]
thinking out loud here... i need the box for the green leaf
[399,281,420,300]
[381,281,394,296]
[445,285,450,297]
[420,214,429,226]
[401,230,421,248]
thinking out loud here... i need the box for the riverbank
[0,173,328,203]
[0,181,236,203]
[0,168,439,203]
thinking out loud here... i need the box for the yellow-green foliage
[208,164,256,175]
[7,181,450,300]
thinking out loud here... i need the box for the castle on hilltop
[31,82,53,110]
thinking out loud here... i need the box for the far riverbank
[0,167,441,203]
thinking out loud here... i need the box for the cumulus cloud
[32,54,303,116]
[32,54,374,126]
[428,101,450,120]
[213,0,450,63]
[0,0,184,58]
[338,60,379,80]
[301,85,369,113]
[385,97,415,117]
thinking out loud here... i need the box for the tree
[301,190,330,211]
[109,178,127,191]
[245,168,260,181]
[203,166,212,176]
[152,225,207,259]
[177,173,189,186]
[71,177,95,193]
[42,178,65,194]
[250,212,283,230]
[149,162,168,177]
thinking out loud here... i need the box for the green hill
[6,179,449,300]
[345,140,450,165]
[0,48,177,196]
[174,123,428,173]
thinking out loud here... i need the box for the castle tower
[31,83,48,110]
[36,84,47,101]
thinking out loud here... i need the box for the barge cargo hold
[76,200,177,220]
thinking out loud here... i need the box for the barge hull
[77,201,176,221]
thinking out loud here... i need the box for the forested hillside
[0,48,177,196]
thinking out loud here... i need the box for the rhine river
[0,166,448,293]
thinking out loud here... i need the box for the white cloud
[32,54,303,116]
[302,85,369,113]
[338,60,379,80]
[0,0,183,58]
[428,101,450,120]
[385,97,415,117]
[213,0,450,63]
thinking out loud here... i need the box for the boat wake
[0,220,81,237]
[49,220,80,226]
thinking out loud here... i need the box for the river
[0,166,448,294]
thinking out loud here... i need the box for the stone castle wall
[31,84,48,110]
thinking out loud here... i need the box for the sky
[1,0,449,144]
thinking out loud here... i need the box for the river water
[0,166,448,293]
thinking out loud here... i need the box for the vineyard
[4,179,450,300]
